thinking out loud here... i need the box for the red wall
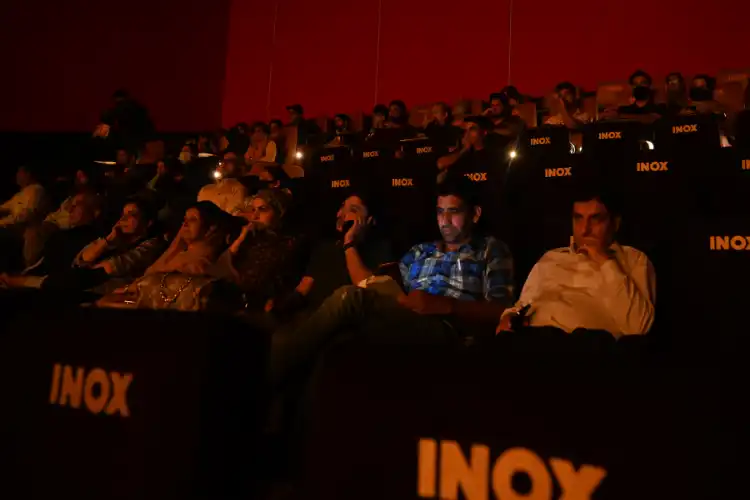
[0,0,229,132]
[223,0,748,125]
[3,0,746,132]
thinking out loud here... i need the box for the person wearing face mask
[617,70,665,120]
[545,82,592,128]
[687,74,723,116]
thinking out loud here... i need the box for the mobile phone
[511,304,532,331]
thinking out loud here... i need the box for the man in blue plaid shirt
[271,179,514,389]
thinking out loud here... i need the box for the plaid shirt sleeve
[399,244,422,293]
[483,238,515,306]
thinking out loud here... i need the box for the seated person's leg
[270,285,456,389]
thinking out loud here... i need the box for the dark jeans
[270,285,458,390]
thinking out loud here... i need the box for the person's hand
[397,290,453,315]
[343,214,368,246]
[496,314,513,334]
[156,161,168,177]
[577,242,613,266]
[93,260,115,275]
[105,224,122,245]
[598,108,618,120]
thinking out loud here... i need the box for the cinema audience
[245,122,278,164]
[270,180,514,388]
[437,116,494,182]
[210,189,303,311]
[497,186,655,337]
[483,92,525,138]
[545,82,591,128]
[23,165,102,266]
[94,89,155,153]
[269,119,287,164]
[71,197,164,278]
[664,72,688,117]
[688,74,723,116]
[286,104,321,146]
[0,190,103,286]
[617,70,664,120]
[197,151,248,214]
[271,191,392,315]
[0,165,48,271]
[422,102,460,149]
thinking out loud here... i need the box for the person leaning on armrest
[497,185,655,338]
[269,190,392,317]
[269,179,514,390]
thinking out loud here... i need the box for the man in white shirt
[0,165,47,230]
[197,151,248,214]
[498,188,655,337]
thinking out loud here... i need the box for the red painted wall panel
[510,0,750,95]
[0,0,229,132]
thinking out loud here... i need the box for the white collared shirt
[509,243,656,337]
[197,178,247,215]
[0,183,47,228]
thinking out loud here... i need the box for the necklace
[159,272,193,304]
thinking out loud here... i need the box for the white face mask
[179,152,192,164]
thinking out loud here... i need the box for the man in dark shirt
[274,191,392,313]
[286,104,321,146]
[618,70,665,119]
[270,180,514,389]
[436,116,507,233]
[423,102,461,151]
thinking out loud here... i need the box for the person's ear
[473,206,482,224]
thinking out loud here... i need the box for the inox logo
[363,150,379,159]
[49,364,132,417]
[416,146,433,155]
[672,124,698,134]
[465,172,488,182]
[544,167,571,178]
[710,236,750,251]
[530,137,551,146]
[598,131,622,140]
[742,160,750,170]
[637,161,668,172]
[320,154,335,162]
[418,439,606,500]
[392,178,414,187]
[331,179,350,188]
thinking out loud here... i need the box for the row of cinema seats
[0,293,729,499]
[0,118,740,498]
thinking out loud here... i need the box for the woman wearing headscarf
[210,189,304,311]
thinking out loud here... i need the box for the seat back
[0,307,267,499]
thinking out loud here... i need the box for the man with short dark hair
[197,151,248,214]
[423,102,460,149]
[274,191,392,314]
[270,180,514,388]
[545,82,591,128]
[286,104,321,146]
[497,187,655,337]
[618,70,665,119]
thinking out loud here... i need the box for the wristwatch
[343,241,356,252]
